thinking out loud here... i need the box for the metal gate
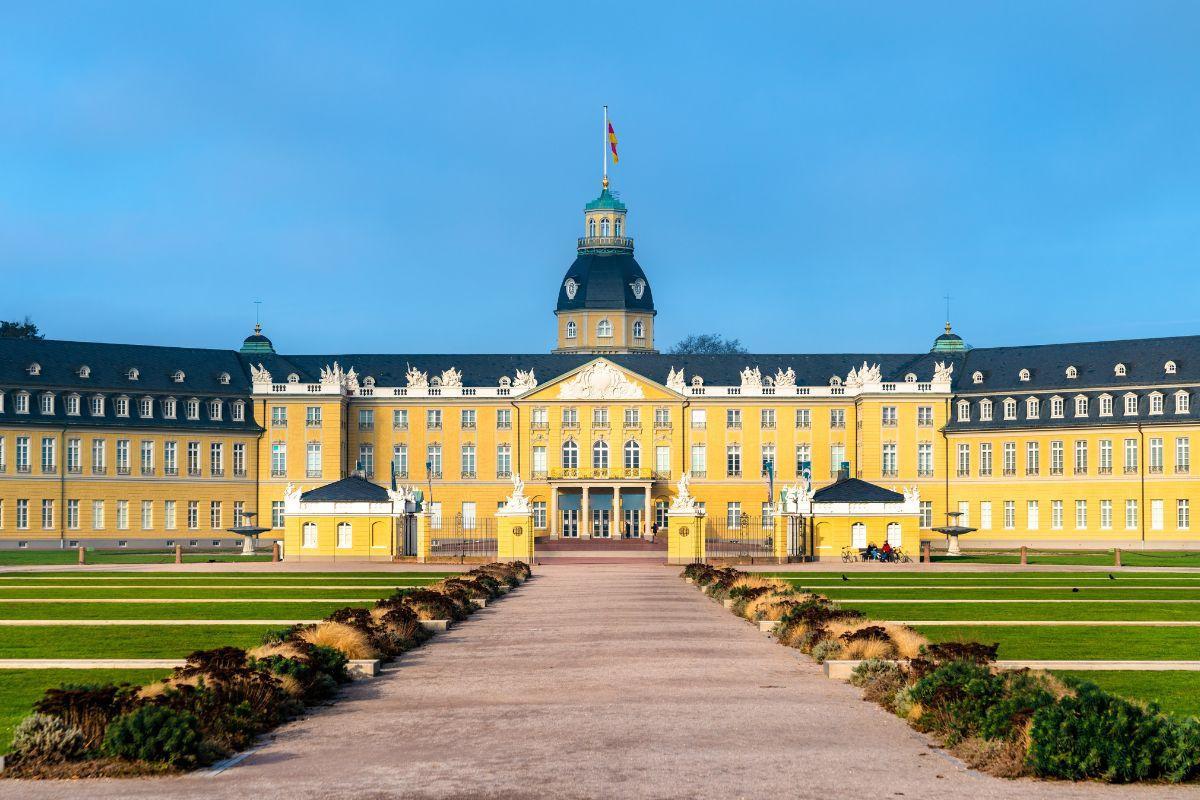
[428,514,498,561]
[401,513,418,557]
[704,514,774,562]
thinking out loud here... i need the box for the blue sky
[3,2,1199,355]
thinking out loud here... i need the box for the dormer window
[956,399,970,422]
[972,371,984,385]
[27,363,40,376]
[691,376,704,387]
[171,370,185,383]
[1026,397,1040,418]
[40,392,54,415]
[139,397,153,419]
[90,395,105,416]
[1050,396,1064,418]
[162,397,177,419]
[186,398,200,420]
[829,376,842,387]
[979,399,993,421]
[77,366,90,379]
[1176,391,1190,414]
[127,368,139,381]
[1074,395,1088,417]
[566,321,577,339]
[218,372,231,385]
[1099,394,1113,417]
[115,397,130,417]
[1018,369,1031,382]
[597,319,613,338]
[287,373,299,383]
[208,400,222,421]
[65,394,80,416]
[231,400,245,422]
[1003,398,1017,420]
[1115,363,1127,377]
[14,392,30,414]
[904,373,917,383]
[1149,391,1164,415]
[363,376,376,388]
[498,376,512,388]
[633,320,645,339]
[1065,366,1077,379]
[1165,361,1177,375]
[1123,393,1138,415]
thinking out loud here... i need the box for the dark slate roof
[556,252,655,312]
[953,335,1200,393]
[943,388,1199,432]
[812,477,904,503]
[300,476,391,503]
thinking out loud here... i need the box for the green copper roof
[239,325,275,355]
[931,323,967,353]
[585,187,626,212]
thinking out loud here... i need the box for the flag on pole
[607,121,619,164]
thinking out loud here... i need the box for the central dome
[556,252,654,313]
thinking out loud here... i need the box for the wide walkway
[3,564,1198,799]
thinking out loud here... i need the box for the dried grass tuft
[298,622,378,660]
[880,623,928,659]
[841,637,896,661]
[248,641,309,662]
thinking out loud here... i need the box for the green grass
[0,550,272,565]
[930,550,1200,567]
[0,669,169,752]
[0,601,373,620]
[842,601,1200,621]
[813,587,1200,600]
[0,586,403,600]
[915,625,1200,660]
[772,572,1200,585]
[0,571,453,580]
[0,625,279,658]
[1050,671,1200,717]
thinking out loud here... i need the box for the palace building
[2,177,1198,557]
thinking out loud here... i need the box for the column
[549,486,558,539]
[581,485,590,539]
[644,484,652,538]
[614,486,622,537]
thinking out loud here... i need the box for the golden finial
[602,175,609,190]
[945,322,952,334]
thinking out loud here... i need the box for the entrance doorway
[561,509,580,538]
[591,508,611,538]
[621,508,642,538]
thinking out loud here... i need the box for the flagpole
[602,105,608,185]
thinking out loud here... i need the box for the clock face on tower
[564,278,579,300]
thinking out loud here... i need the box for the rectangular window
[795,408,811,429]
[461,501,477,528]
[1098,439,1112,474]
[690,444,706,477]
[271,443,286,477]
[392,409,407,430]
[1177,437,1191,474]
[426,409,441,430]
[233,442,245,477]
[92,500,104,530]
[271,406,287,427]
[761,444,775,476]
[15,436,30,472]
[210,442,223,477]
[306,406,322,427]
[1003,500,1015,530]
[533,446,548,477]
[1026,441,1039,475]
[726,445,741,477]
[881,406,897,427]
[795,444,811,475]
[690,408,706,429]
[115,439,130,474]
[307,442,322,477]
[1075,499,1087,530]
[624,407,640,427]
[655,445,670,476]
[1073,440,1088,475]
[532,501,547,529]
[187,442,201,476]
[496,409,512,429]
[392,444,408,478]
[460,409,476,430]
[1123,438,1138,474]
[426,445,442,478]
[41,499,54,530]
[460,445,477,478]
[358,408,374,431]
[830,443,845,476]
[67,438,81,473]
[1002,442,1016,476]
[165,500,176,530]
[917,406,933,426]
[561,407,578,427]
[957,443,970,477]
[1150,438,1163,473]
[66,499,79,529]
[654,407,670,428]
[187,501,199,530]
[41,437,56,473]
[760,408,775,429]
[358,444,374,477]
[337,523,352,548]
[164,441,177,475]
[16,499,28,529]
[726,502,742,527]
[881,443,897,476]
[1100,499,1112,530]
[1152,499,1164,530]
[979,501,992,530]
[1051,500,1063,530]
[142,500,153,531]
[830,408,845,429]
[1125,499,1138,530]
[234,501,245,527]
[302,523,318,548]
[916,443,933,477]
[957,500,970,527]
[919,501,932,528]
[1050,440,1064,475]
[1178,499,1190,530]
[210,501,222,530]
[116,500,129,530]
[979,443,992,477]
[1027,500,1039,530]
[496,444,512,477]
[271,501,285,529]
[726,409,741,429]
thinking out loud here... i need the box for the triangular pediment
[520,358,677,402]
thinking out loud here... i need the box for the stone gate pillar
[416,510,433,563]
[667,510,705,565]
[496,510,535,563]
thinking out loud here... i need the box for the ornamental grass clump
[33,683,138,751]
[297,621,379,660]
[9,714,85,764]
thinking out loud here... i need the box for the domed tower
[554,179,656,353]
[930,322,967,354]
[239,323,275,355]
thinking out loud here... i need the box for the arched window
[971,371,984,385]
[1018,368,1030,382]
[633,320,644,339]
[566,321,577,339]
[623,440,640,470]
[886,522,901,547]
[1026,397,1040,418]
[851,522,867,549]
[336,522,352,549]
[592,440,609,470]
[302,522,318,548]
[1166,361,1178,375]
[597,319,613,338]
[561,440,578,469]
[600,218,610,237]
[614,219,622,237]
[588,219,596,237]
[1065,366,1078,379]
[1115,363,1127,377]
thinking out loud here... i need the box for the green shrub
[34,683,137,750]
[892,686,915,718]
[308,644,351,684]
[810,638,842,663]
[980,672,1055,741]
[849,658,900,688]
[910,661,1005,745]
[9,713,85,762]
[1029,681,1199,783]
[103,705,203,767]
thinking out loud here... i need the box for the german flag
[607,121,619,164]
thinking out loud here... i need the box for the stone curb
[419,619,451,632]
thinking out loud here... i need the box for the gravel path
[2,564,1198,799]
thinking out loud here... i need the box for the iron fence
[427,514,498,561]
[704,514,774,562]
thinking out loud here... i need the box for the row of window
[0,436,248,477]
[0,498,247,531]
[23,363,231,384]
[956,391,1190,423]
[563,319,645,340]
[953,498,1191,531]
[955,437,1192,477]
[586,217,622,238]
[973,361,1179,385]
[2,391,242,422]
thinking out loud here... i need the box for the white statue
[739,366,763,392]
[903,486,921,505]
[440,367,463,388]
[933,361,954,384]
[501,473,531,514]
[773,367,796,388]
[669,473,698,514]
[666,366,686,394]
[249,363,272,386]
[846,361,882,388]
[405,366,428,388]
[319,362,344,389]
[513,369,537,392]
[343,366,359,392]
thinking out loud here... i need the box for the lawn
[0,571,453,581]
[840,601,1200,621]
[0,586,401,600]
[930,550,1200,567]
[0,550,272,565]
[1049,671,1200,717]
[0,601,373,620]
[0,625,280,658]
[915,624,1200,660]
[0,669,169,752]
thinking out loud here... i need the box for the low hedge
[2,561,531,779]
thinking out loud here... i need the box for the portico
[548,479,653,539]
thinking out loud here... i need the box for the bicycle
[891,548,913,563]
[841,546,859,563]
